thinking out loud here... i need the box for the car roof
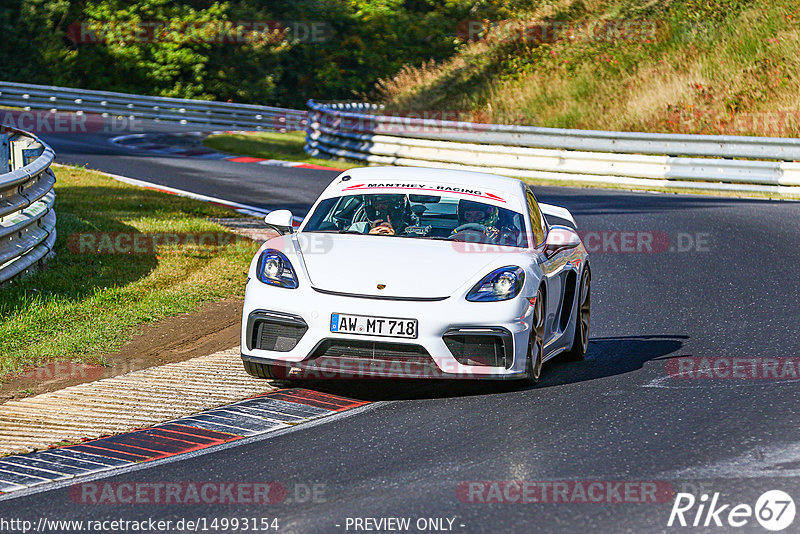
[321,167,526,207]
[335,166,523,192]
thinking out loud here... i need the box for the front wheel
[520,288,545,386]
[563,269,591,361]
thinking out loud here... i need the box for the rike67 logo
[668,490,795,531]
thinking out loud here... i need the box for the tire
[520,288,545,386]
[562,269,591,361]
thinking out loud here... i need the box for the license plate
[330,313,418,339]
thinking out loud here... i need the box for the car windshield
[303,193,528,247]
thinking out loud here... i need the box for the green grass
[203,131,362,170]
[0,166,261,378]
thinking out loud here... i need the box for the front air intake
[247,311,308,352]
[443,329,513,368]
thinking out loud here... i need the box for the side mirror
[264,210,295,235]
[543,225,581,257]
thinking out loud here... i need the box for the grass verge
[0,165,260,378]
[203,130,361,170]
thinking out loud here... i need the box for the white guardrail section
[305,101,800,195]
[0,81,307,131]
[0,127,56,284]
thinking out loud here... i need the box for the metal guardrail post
[0,134,8,173]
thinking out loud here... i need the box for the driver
[453,199,501,240]
[355,194,410,235]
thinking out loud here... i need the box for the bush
[0,0,539,107]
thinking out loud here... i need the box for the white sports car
[241,167,590,384]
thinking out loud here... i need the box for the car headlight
[256,249,299,289]
[466,266,525,302]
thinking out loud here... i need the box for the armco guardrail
[0,81,306,132]
[0,127,56,284]
[305,101,800,195]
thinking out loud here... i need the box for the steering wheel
[451,223,487,234]
[448,225,495,244]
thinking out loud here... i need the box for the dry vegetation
[378,0,800,137]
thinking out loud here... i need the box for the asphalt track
[2,122,799,533]
[43,121,337,216]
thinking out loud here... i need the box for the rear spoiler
[539,203,577,229]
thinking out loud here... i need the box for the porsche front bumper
[240,280,535,380]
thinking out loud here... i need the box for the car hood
[297,234,505,299]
